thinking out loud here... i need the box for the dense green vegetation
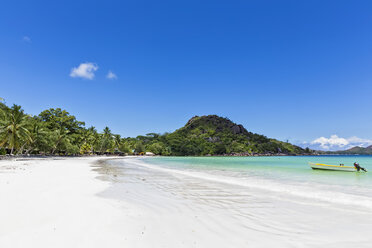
[0,101,129,156]
[0,99,309,156]
[159,115,307,155]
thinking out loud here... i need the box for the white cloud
[70,62,98,80]
[23,36,31,42]
[311,135,348,150]
[106,70,117,79]
[309,135,372,150]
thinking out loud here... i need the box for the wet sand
[1,156,371,248]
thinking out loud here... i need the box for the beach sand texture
[1,157,371,248]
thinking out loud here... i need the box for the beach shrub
[147,142,167,155]
[0,148,6,155]
[80,143,92,155]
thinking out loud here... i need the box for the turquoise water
[110,156,372,246]
[143,156,372,209]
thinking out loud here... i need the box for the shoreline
[99,157,372,247]
[1,153,366,162]
[1,156,371,247]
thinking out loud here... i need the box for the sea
[142,155,372,210]
[104,155,372,247]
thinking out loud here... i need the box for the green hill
[155,115,307,156]
[0,98,309,156]
[329,145,372,155]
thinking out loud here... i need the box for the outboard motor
[354,162,367,172]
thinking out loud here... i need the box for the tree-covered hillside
[158,115,307,155]
[0,99,309,156]
[321,145,372,155]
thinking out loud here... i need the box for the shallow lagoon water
[143,156,372,209]
[144,155,372,185]
[107,156,372,247]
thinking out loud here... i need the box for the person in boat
[354,162,367,172]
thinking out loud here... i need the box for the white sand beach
[0,157,129,247]
[1,157,371,248]
[1,157,242,248]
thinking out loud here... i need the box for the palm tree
[114,134,121,151]
[51,128,70,154]
[0,105,31,155]
[87,127,99,154]
[0,98,7,112]
[22,119,47,154]
[77,126,98,154]
[99,126,112,153]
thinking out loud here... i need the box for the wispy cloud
[22,36,31,43]
[306,135,372,150]
[106,70,117,80]
[70,62,98,80]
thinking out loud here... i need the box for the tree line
[1,99,309,156]
[0,100,147,156]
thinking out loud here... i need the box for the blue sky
[1,0,372,150]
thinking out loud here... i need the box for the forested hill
[322,145,372,155]
[0,100,309,156]
[161,115,307,155]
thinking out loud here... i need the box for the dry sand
[1,157,371,248]
[0,157,128,247]
[1,157,252,248]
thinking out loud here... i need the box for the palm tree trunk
[99,139,105,154]
[25,147,33,155]
[52,138,62,154]
[17,143,26,155]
